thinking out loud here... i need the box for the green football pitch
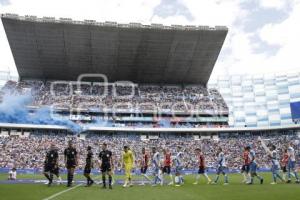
[0,173,299,200]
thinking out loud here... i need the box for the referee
[64,141,78,187]
[84,146,94,186]
[99,143,113,189]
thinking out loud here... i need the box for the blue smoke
[0,94,82,133]
[158,118,171,127]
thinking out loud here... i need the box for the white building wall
[209,71,300,127]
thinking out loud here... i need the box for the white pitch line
[42,183,83,200]
[42,176,101,200]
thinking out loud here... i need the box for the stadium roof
[1,14,228,84]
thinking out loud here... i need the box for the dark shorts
[44,164,55,173]
[66,160,76,169]
[281,166,287,173]
[175,166,183,174]
[198,166,206,174]
[271,164,280,172]
[217,166,227,175]
[141,166,148,174]
[163,166,171,174]
[250,162,257,173]
[44,164,59,175]
[241,164,250,173]
[101,163,111,173]
[288,161,296,170]
[84,165,92,174]
[52,166,60,175]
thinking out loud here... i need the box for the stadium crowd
[0,131,298,171]
[1,80,228,114]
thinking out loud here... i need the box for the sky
[0,0,300,80]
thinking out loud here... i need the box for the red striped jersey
[141,153,149,167]
[199,154,205,168]
[281,153,289,165]
[243,151,250,165]
[164,153,171,166]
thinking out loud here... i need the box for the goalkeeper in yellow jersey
[122,146,134,187]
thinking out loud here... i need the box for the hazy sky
[0,0,300,79]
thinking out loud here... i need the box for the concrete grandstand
[0,13,230,131]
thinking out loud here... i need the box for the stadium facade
[209,71,300,128]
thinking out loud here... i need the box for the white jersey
[8,170,17,180]
[271,150,280,167]
[152,152,160,168]
[174,152,184,167]
[217,152,226,167]
[287,147,296,162]
[249,150,256,164]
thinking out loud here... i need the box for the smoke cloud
[0,93,82,133]
[158,118,171,127]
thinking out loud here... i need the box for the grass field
[0,173,299,200]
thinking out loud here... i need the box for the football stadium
[0,7,300,200]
